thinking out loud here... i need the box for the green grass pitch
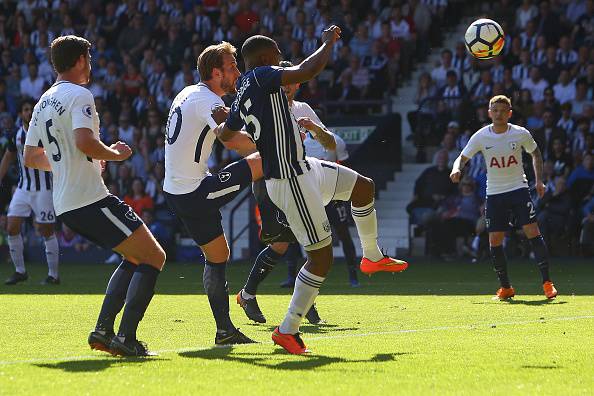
[1,258,593,395]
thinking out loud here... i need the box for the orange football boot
[493,286,515,300]
[543,281,558,299]
[272,327,309,355]
[360,256,408,275]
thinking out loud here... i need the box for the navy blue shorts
[58,194,144,249]
[325,200,350,227]
[165,159,252,246]
[485,187,536,232]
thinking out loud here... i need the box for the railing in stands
[228,189,252,260]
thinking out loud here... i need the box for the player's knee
[6,222,20,236]
[351,176,374,206]
[146,245,166,270]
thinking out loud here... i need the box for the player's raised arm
[280,25,341,85]
[74,128,132,161]
[297,117,337,151]
[211,105,257,156]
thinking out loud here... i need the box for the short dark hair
[241,35,277,63]
[50,35,91,73]
[197,41,236,81]
[19,98,34,112]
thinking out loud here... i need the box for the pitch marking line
[1,315,593,366]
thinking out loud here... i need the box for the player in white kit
[1,99,60,285]
[450,95,558,300]
[163,42,263,345]
[23,35,166,356]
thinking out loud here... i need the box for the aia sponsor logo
[489,155,518,168]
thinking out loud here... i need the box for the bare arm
[0,150,16,182]
[24,146,51,171]
[530,147,546,197]
[297,117,336,151]
[450,154,470,183]
[74,128,132,161]
[280,25,341,85]
[220,130,257,157]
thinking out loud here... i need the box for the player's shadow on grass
[258,323,360,335]
[35,357,165,372]
[472,300,567,306]
[179,347,411,371]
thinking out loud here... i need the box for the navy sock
[203,261,235,333]
[244,246,283,295]
[285,243,301,280]
[96,260,136,333]
[117,264,160,340]
[528,235,551,283]
[490,245,511,288]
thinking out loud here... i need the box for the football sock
[490,245,511,288]
[7,234,26,274]
[351,200,383,261]
[44,235,59,279]
[279,267,324,334]
[528,235,551,283]
[340,231,358,271]
[244,246,283,296]
[203,260,235,333]
[96,260,136,333]
[117,264,160,340]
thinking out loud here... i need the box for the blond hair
[197,41,237,81]
[489,95,512,109]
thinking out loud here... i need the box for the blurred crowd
[407,0,594,259]
[0,0,460,258]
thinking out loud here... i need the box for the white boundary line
[1,315,593,367]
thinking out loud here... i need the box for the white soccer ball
[464,18,505,60]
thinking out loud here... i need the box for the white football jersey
[164,83,222,195]
[25,81,108,215]
[290,100,348,162]
[461,123,537,195]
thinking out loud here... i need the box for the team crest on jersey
[82,105,93,118]
[125,208,139,222]
[276,212,290,228]
[322,220,331,233]
[218,171,231,183]
[509,141,518,150]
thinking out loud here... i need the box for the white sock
[279,267,325,334]
[351,201,383,261]
[241,289,255,300]
[471,236,480,252]
[8,235,26,274]
[44,235,60,278]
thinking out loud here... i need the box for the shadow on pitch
[255,323,360,335]
[472,299,567,306]
[179,347,411,371]
[35,357,165,372]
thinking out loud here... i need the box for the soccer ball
[464,18,505,59]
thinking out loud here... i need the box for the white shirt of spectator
[521,77,548,102]
[553,80,577,105]
[390,19,410,40]
[289,100,348,163]
[163,83,221,195]
[431,65,455,89]
[25,81,109,215]
[461,123,537,195]
[20,75,45,100]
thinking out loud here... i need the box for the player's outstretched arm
[529,147,546,197]
[74,128,132,161]
[450,154,470,183]
[297,117,337,151]
[23,145,51,171]
[281,25,341,85]
[220,131,257,157]
[0,150,16,183]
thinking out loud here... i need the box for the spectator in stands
[547,137,573,177]
[540,46,562,86]
[512,48,531,85]
[142,209,172,253]
[407,149,456,226]
[349,24,373,59]
[516,0,539,31]
[340,56,370,98]
[19,63,44,100]
[124,178,154,216]
[470,70,494,107]
[433,131,459,167]
[536,175,573,253]
[556,36,579,68]
[532,108,566,153]
[431,49,455,89]
[542,86,561,118]
[58,224,91,253]
[438,70,465,120]
[408,72,437,148]
[330,71,361,114]
[557,102,576,136]
[571,79,593,118]
[535,0,562,46]
[429,176,481,259]
[363,41,388,98]
[554,70,577,105]
[522,66,548,103]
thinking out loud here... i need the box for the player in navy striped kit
[216,28,408,354]
[0,99,60,285]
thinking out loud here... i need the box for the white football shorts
[7,188,56,223]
